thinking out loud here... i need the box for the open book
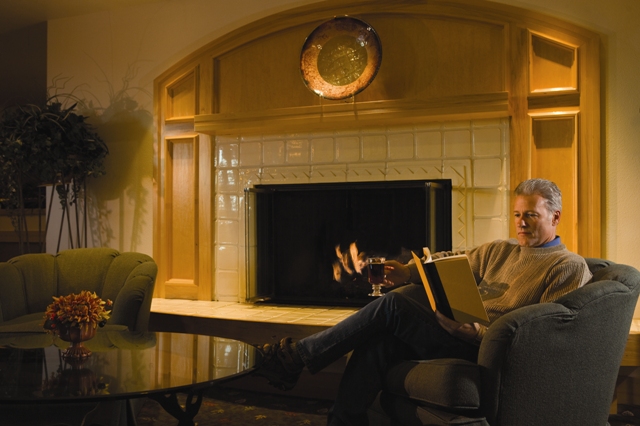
[411,250,490,326]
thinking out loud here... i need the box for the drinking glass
[367,257,386,297]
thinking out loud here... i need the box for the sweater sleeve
[539,259,592,303]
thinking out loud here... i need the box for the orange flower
[43,291,112,332]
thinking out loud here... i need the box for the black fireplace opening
[245,179,452,307]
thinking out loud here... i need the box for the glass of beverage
[367,257,386,297]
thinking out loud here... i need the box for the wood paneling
[167,68,198,119]
[214,13,506,115]
[165,136,198,299]
[530,34,577,93]
[530,114,578,250]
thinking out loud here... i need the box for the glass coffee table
[0,328,262,425]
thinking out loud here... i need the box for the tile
[472,118,503,128]
[388,132,414,159]
[385,161,442,181]
[473,127,502,156]
[286,139,311,164]
[261,166,311,184]
[414,122,442,131]
[150,298,359,327]
[238,168,262,189]
[215,271,240,298]
[443,120,472,129]
[215,194,239,219]
[360,126,388,135]
[216,142,239,168]
[216,169,238,192]
[387,125,416,134]
[216,245,239,270]
[442,161,470,187]
[215,219,239,245]
[362,134,387,161]
[263,140,285,165]
[473,158,503,187]
[240,134,263,142]
[239,141,262,166]
[443,129,471,158]
[473,188,504,217]
[311,137,335,163]
[347,163,386,181]
[310,165,347,182]
[335,136,360,162]
[416,131,443,159]
[474,217,508,245]
[217,135,240,144]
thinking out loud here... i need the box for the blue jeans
[296,286,479,426]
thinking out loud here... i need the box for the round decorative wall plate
[300,16,382,100]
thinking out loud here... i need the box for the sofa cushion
[385,358,481,410]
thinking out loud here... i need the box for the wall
[46,0,640,281]
[0,23,47,260]
[0,22,47,109]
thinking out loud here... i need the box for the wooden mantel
[153,0,601,300]
[193,92,511,136]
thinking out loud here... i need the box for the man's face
[513,194,560,247]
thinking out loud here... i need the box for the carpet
[135,386,333,426]
[136,387,640,426]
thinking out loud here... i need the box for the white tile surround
[212,118,511,303]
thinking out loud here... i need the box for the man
[254,178,592,425]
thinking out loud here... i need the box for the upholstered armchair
[0,247,157,333]
[372,258,640,426]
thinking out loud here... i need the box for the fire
[333,242,366,282]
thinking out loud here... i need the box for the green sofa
[373,258,640,425]
[0,247,157,333]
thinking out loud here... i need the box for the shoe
[253,337,304,391]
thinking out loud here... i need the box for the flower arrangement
[43,290,113,332]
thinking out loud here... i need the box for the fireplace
[245,179,452,307]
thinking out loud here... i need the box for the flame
[332,261,342,282]
[333,242,367,282]
[335,245,353,275]
[350,242,363,274]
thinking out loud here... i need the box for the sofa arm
[0,263,27,323]
[109,261,157,332]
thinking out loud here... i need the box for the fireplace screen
[245,180,452,307]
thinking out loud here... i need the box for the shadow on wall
[51,62,153,252]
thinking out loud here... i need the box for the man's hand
[435,311,480,344]
[383,260,410,287]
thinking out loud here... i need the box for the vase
[56,323,97,361]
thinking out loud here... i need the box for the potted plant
[0,97,109,253]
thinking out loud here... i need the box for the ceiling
[0,0,169,36]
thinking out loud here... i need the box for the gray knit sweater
[408,238,592,341]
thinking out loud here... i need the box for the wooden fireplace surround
[153,0,601,301]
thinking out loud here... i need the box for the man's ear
[552,210,561,226]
